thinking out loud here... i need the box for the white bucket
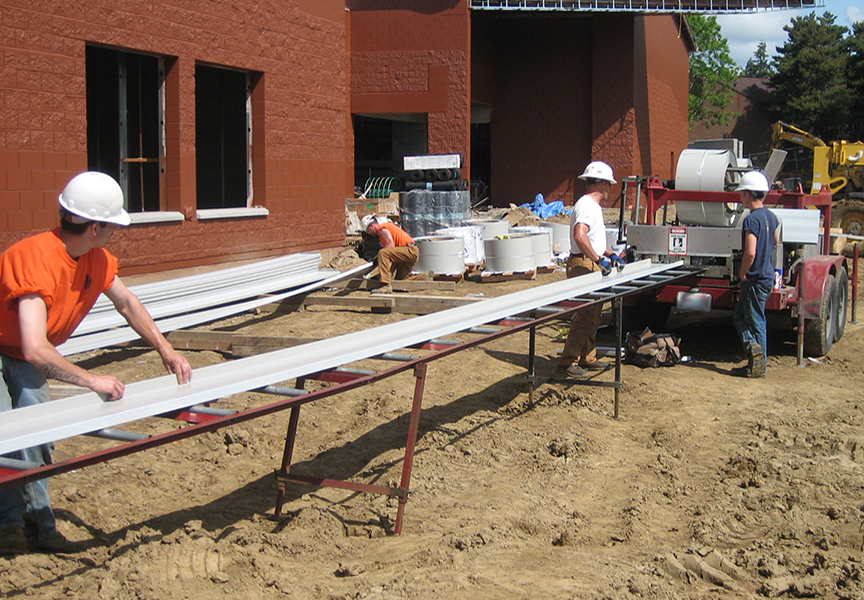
[538,221,570,255]
[435,226,485,266]
[509,226,554,267]
[463,218,509,240]
[415,236,465,275]
[484,234,535,273]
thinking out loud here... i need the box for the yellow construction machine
[771,121,864,235]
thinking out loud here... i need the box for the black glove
[596,256,613,276]
[610,254,625,272]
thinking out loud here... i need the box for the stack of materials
[400,189,471,237]
[404,167,469,191]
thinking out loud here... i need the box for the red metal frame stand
[274,364,429,535]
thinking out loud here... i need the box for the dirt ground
[4,249,864,600]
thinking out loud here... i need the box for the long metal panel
[57,264,369,356]
[0,260,681,455]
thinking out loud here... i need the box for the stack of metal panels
[58,253,359,356]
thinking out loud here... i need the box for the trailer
[620,165,849,358]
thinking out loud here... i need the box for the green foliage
[847,22,864,140]
[769,12,852,140]
[742,42,775,79]
[688,14,741,128]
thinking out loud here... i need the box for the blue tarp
[519,193,571,218]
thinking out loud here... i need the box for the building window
[86,46,165,213]
[195,65,251,209]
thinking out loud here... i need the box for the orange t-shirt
[379,222,415,247]
[0,229,119,359]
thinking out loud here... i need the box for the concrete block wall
[0,0,351,275]
[349,1,471,176]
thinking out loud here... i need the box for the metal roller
[675,149,746,228]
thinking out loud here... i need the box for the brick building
[0,1,812,276]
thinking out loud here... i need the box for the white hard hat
[735,171,770,193]
[59,172,130,226]
[360,214,376,232]
[578,161,617,184]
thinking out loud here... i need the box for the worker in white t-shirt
[557,161,625,378]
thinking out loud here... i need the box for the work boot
[30,531,73,553]
[406,271,432,282]
[747,343,765,378]
[556,364,589,379]
[371,284,393,294]
[0,526,30,555]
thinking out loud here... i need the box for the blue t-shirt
[741,207,779,286]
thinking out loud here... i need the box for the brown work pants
[378,245,420,284]
[558,254,603,368]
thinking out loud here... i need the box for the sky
[716,2,864,68]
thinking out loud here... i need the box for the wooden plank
[372,295,483,315]
[303,295,395,310]
[391,279,456,292]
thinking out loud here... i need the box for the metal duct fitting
[484,234,535,272]
[435,226,486,266]
[539,221,570,256]
[509,226,555,267]
[675,149,745,228]
[415,236,466,275]
[464,218,510,239]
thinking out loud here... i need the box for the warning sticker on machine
[668,227,688,255]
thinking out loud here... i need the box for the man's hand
[162,349,193,384]
[596,256,613,276]
[610,254,626,272]
[88,374,126,401]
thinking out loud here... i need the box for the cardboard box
[345,193,399,216]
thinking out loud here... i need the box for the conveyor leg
[614,297,623,419]
[275,378,306,518]
[395,363,427,535]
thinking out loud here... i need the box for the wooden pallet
[432,271,465,284]
[536,264,557,275]
[476,269,536,283]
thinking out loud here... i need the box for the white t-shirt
[569,194,607,256]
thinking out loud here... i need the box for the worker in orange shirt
[361,215,420,294]
[0,172,192,555]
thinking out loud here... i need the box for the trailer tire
[804,277,838,356]
[833,267,849,342]
[832,199,864,237]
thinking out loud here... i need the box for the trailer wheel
[832,199,864,236]
[804,277,838,356]
[833,267,849,342]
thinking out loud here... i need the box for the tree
[770,12,851,140]
[846,22,864,140]
[688,14,741,128]
[742,41,775,79]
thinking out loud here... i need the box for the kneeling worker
[361,215,420,293]
[0,171,193,555]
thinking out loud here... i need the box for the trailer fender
[799,256,846,320]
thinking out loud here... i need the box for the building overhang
[469,0,824,14]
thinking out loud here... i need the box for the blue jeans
[734,280,772,369]
[0,353,56,542]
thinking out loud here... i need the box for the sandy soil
[3,249,864,600]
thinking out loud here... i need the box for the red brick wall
[0,0,351,275]
[472,13,689,208]
[643,15,691,183]
[349,1,471,176]
[477,15,594,206]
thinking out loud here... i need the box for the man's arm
[18,294,126,400]
[378,227,395,249]
[740,231,757,280]
[103,276,192,384]
[573,223,603,261]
